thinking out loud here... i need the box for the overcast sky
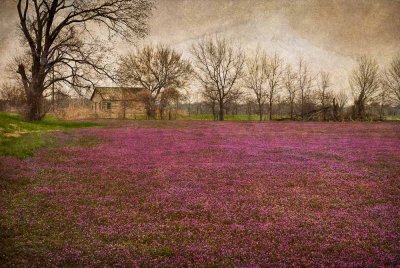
[1,0,399,91]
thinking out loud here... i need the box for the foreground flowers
[1,121,399,266]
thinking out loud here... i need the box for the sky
[1,0,399,92]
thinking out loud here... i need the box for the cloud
[139,0,399,89]
[1,0,399,90]
[282,0,400,58]
[0,0,19,79]
[145,0,399,58]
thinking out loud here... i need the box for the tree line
[1,0,399,122]
[115,36,400,121]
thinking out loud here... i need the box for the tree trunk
[332,98,339,121]
[212,106,216,120]
[356,99,365,120]
[379,92,385,121]
[269,99,273,120]
[18,64,43,121]
[145,96,157,119]
[147,107,156,119]
[290,101,294,120]
[26,92,44,121]
[18,63,48,121]
[360,104,365,120]
[321,92,326,121]
[218,101,224,121]
[258,100,263,121]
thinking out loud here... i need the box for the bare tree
[0,83,26,110]
[317,71,332,121]
[244,96,256,120]
[118,44,192,118]
[284,64,297,120]
[191,36,245,121]
[296,57,313,118]
[159,88,181,120]
[349,55,380,120]
[201,86,219,120]
[377,82,390,120]
[244,49,268,121]
[266,53,284,120]
[334,89,348,120]
[383,53,400,104]
[15,0,154,121]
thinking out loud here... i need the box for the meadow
[0,112,102,158]
[1,117,399,266]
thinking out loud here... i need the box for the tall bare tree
[377,84,390,120]
[118,44,192,118]
[15,0,154,121]
[335,89,348,120]
[284,64,297,120]
[159,88,181,120]
[191,36,245,121]
[317,71,332,121]
[201,86,219,120]
[244,49,268,121]
[266,53,284,120]
[383,53,400,104]
[349,55,380,120]
[296,57,313,118]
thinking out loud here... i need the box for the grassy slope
[0,112,102,158]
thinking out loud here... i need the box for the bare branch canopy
[191,36,245,121]
[15,0,154,121]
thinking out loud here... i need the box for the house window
[102,101,112,110]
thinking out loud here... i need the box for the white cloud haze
[0,0,399,91]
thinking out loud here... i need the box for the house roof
[90,87,143,101]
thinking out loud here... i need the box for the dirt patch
[3,131,28,137]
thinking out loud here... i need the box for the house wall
[91,94,146,118]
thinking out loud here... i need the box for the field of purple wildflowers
[1,121,400,266]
